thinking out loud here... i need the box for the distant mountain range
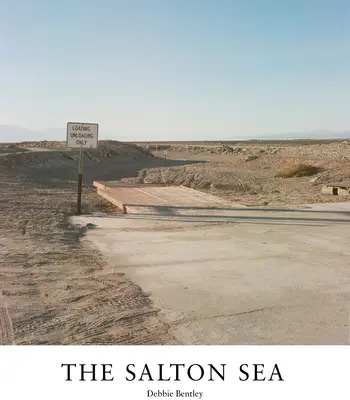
[1,125,350,143]
[0,125,59,142]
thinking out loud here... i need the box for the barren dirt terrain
[0,141,177,344]
[1,140,349,344]
[134,141,350,206]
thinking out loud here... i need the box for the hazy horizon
[1,124,350,143]
[1,0,349,141]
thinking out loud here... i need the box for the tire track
[0,292,15,345]
[0,173,175,345]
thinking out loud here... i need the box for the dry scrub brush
[275,164,322,178]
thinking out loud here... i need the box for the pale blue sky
[0,0,349,140]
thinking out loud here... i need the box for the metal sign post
[77,146,83,215]
[66,122,99,216]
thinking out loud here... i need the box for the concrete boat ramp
[93,180,236,215]
[72,183,350,345]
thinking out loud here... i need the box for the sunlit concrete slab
[93,181,240,214]
[73,201,350,345]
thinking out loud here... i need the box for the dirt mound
[88,141,153,158]
[19,140,153,156]
[20,140,66,149]
[5,144,18,149]
[1,141,154,185]
[2,140,153,165]
[0,144,30,154]
[128,162,265,194]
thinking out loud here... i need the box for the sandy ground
[0,143,177,344]
[1,140,350,344]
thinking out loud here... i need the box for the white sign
[66,122,99,149]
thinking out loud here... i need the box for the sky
[0,0,349,141]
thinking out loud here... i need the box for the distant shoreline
[1,137,350,146]
[129,138,350,146]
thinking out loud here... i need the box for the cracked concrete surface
[73,204,350,345]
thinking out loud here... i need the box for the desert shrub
[275,164,322,178]
[140,168,148,178]
[137,168,148,183]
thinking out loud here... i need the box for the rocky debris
[143,141,350,161]
[281,141,350,160]
[20,140,65,149]
[310,175,321,184]
[220,144,233,154]
[245,155,259,162]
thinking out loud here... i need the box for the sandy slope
[0,142,176,344]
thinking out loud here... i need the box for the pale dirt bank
[0,141,176,344]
